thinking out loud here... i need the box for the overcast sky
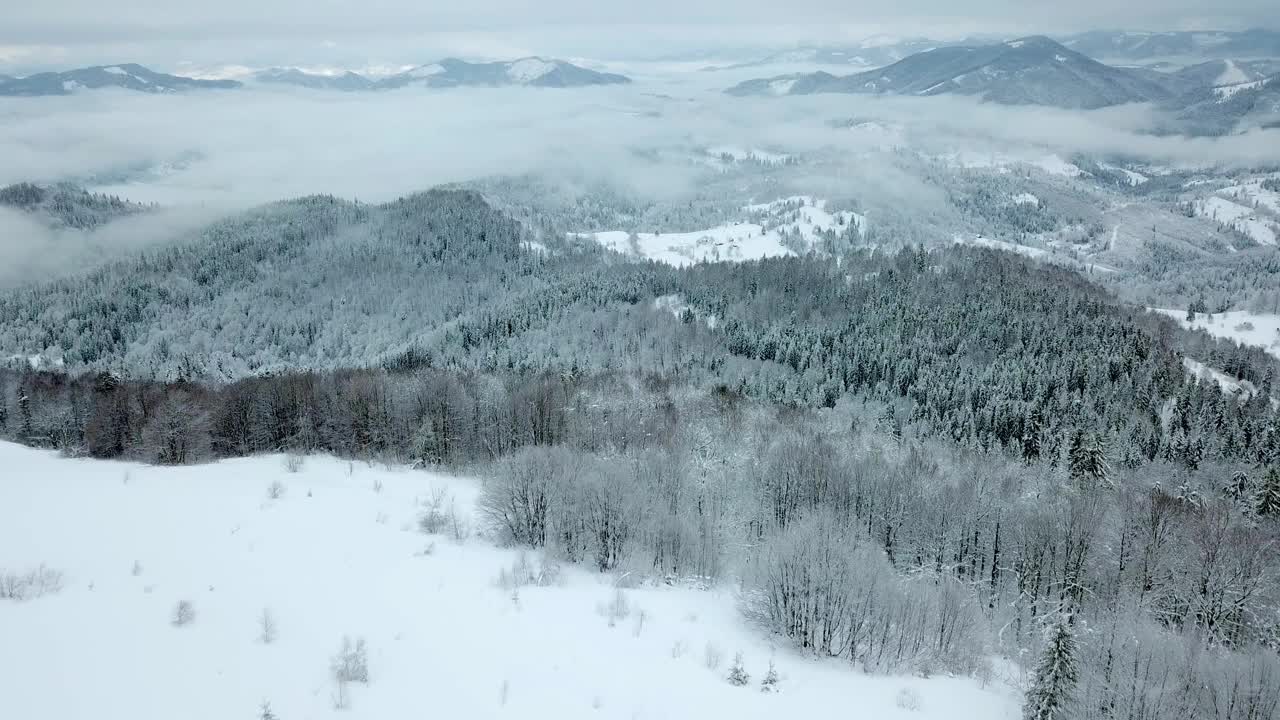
[2,0,1277,70]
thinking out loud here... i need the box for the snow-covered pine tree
[1256,468,1280,517]
[1223,471,1250,502]
[1024,618,1078,720]
[727,652,750,686]
[760,660,779,693]
[1068,430,1110,487]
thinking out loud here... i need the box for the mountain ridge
[726,36,1188,109]
[0,63,241,96]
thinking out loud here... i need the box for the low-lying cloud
[1,65,1278,283]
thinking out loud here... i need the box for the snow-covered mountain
[1171,59,1278,88]
[251,67,374,91]
[0,64,241,96]
[1172,73,1280,135]
[374,58,630,89]
[1060,29,1280,61]
[710,38,987,71]
[727,36,1184,109]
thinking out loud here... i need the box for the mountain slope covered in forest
[726,36,1188,108]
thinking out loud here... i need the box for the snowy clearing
[581,196,863,267]
[1182,358,1262,399]
[1194,196,1279,245]
[1214,60,1250,87]
[1223,180,1280,215]
[954,236,1118,274]
[0,442,1017,720]
[1152,309,1280,360]
[1098,163,1148,185]
[931,152,1082,178]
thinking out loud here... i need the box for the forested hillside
[2,186,1279,719]
[0,182,151,230]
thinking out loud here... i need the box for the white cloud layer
[1,66,1278,284]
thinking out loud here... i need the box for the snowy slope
[582,197,864,267]
[1152,309,1280,359]
[1193,196,1278,246]
[0,443,1018,720]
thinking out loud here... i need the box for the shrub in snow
[760,661,779,693]
[283,453,304,474]
[171,599,196,627]
[267,479,287,499]
[259,608,278,644]
[131,560,143,576]
[331,636,369,684]
[601,588,631,627]
[895,687,921,711]
[418,487,450,534]
[704,642,723,670]
[0,565,64,601]
[331,680,350,711]
[259,700,278,720]
[727,652,750,686]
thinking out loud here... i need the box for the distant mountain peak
[0,63,241,96]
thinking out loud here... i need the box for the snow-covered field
[953,235,1118,274]
[583,196,863,267]
[0,442,1018,720]
[1182,357,1267,400]
[1194,195,1279,246]
[1152,309,1280,360]
[931,152,1083,178]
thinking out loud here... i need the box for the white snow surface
[103,66,129,76]
[507,58,558,83]
[768,78,797,95]
[1214,60,1250,87]
[583,196,863,267]
[1029,155,1083,178]
[0,443,1018,720]
[1012,193,1040,206]
[407,64,445,79]
[1152,309,1280,360]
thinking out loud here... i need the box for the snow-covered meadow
[1153,308,1280,360]
[0,442,1019,720]
[583,196,863,267]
